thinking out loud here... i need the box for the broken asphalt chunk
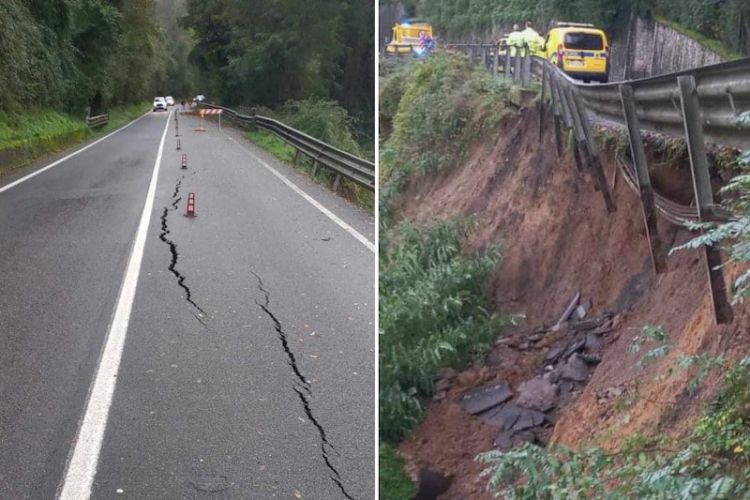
[560,353,589,382]
[458,382,512,415]
[516,376,559,412]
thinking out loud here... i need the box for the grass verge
[379,443,414,499]
[245,128,374,211]
[0,101,150,175]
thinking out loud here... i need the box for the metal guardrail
[449,42,750,148]
[86,113,109,128]
[199,103,375,191]
[450,42,750,323]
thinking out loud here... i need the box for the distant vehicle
[544,22,609,83]
[153,97,167,112]
[385,19,434,56]
[193,95,206,103]
[165,96,175,106]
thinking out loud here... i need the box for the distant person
[417,31,434,57]
[507,24,523,57]
[521,21,545,57]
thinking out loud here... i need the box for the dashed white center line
[57,111,172,500]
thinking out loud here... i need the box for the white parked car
[165,96,175,106]
[193,95,206,103]
[153,97,167,112]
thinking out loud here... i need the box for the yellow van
[385,19,433,55]
[544,23,609,83]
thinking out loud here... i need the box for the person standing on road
[507,24,523,57]
[521,21,545,57]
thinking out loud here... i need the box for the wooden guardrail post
[620,84,666,274]
[555,76,585,171]
[493,43,499,77]
[504,50,512,79]
[548,69,564,157]
[677,75,733,324]
[513,49,521,82]
[568,86,616,212]
[539,62,547,142]
[521,45,531,88]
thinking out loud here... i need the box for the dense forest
[382,0,749,56]
[0,0,373,148]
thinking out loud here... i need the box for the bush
[380,218,513,441]
[277,99,364,158]
[379,53,514,224]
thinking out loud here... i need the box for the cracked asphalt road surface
[0,111,375,499]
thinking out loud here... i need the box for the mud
[393,106,750,498]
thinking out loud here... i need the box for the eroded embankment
[393,107,750,499]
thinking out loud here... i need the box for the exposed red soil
[393,106,750,499]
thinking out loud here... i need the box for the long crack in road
[252,271,356,500]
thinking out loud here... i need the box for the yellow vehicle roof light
[555,21,595,28]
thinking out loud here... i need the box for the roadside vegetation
[378,50,520,499]
[0,101,149,174]
[244,99,374,210]
[379,53,515,223]
[0,0,186,171]
[183,0,374,153]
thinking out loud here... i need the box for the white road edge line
[57,111,172,500]
[224,134,375,253]
[0,112,150,194]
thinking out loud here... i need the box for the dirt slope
[393,107,750,499]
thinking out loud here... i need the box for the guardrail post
[521,45,531,88]
[493,43,499,77]
[513,49,521,82]
[677,75,733,324]
[539,62,547,142]
[548,70,563,158]
[568,86,616,212]
[505,50,512,79]
[620,84,666,274]
[333,174,342,191]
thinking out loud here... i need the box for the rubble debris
[560,353,589,382]
[458,383,512,415]
[554,291,581,329]
[516,376,559,411]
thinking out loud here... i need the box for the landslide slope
[391,106,750,499]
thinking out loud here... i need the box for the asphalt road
[0,110,375,499]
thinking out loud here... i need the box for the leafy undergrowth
[379,218,513,442]
[380,443,414,499]
[379,53,517,224]
[0,102,149,173]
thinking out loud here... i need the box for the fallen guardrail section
[447,41,750,325]
[199,103,375,191]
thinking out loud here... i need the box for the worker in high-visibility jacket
[507,24,523,56]
[521,21,545,57]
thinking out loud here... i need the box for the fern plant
[672,149,750,301]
